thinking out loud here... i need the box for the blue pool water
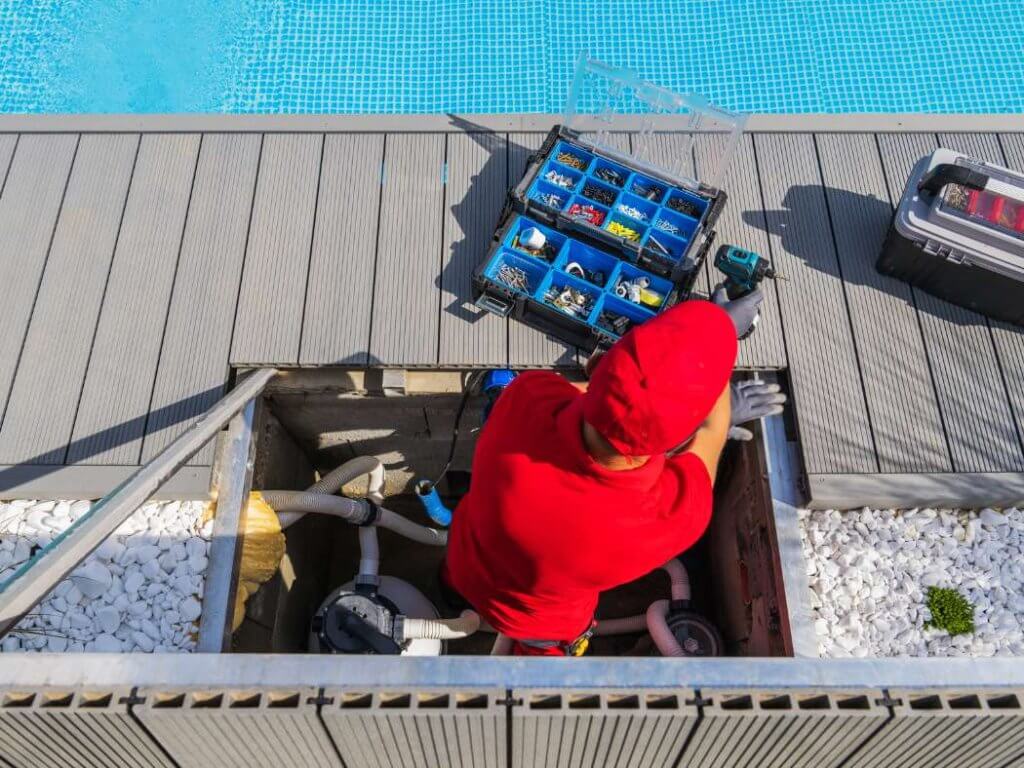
[2,0,1023,114]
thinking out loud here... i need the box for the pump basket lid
[563,53,747,192]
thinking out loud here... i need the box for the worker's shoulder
[506,370,578,401]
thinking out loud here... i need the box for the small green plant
[924,587,975,636]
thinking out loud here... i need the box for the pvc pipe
[377,508,448,547]
[593,614,649,636]
[261,491,371,526]
[357,526,380,581]
[312,456,385,497]
[401,610,480,641]
[647,600,685,657]
[661,558,691,602]
[490,634,514,656]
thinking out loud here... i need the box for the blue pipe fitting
[415,480,452,527]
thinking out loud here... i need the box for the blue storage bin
[664,189,707,220]
[651,206,698,239]
[536,269,602,321]
[610,262,673,311]
[642,228,688,262]
[551,141,594,173]
[604,212,647,243]
[503,214,566,263]
[590,157,630,188]
[615,192,658,224]
[528,179,572,214]
[626,173,667,205]
[541,160,584,191]
[484,249,550,296]
[593,294,656,339]
[555,239,618,289]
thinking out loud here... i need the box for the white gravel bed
[0,499,212,653]
[800,506,1024,658]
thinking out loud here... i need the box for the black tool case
[878,147,1024,326]
[473,54,747,352]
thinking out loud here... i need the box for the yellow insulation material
[205,492,286,631]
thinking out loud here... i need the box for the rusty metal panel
[135,688,339,768]
[512,689,697,768]
[0,688,171,768]
[845,690,1024,768]
[321,689,505,768]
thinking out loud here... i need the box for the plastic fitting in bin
[605,212,647,243]
[565,198,609,227]
[541,160,583,191]
[612,262,672,310]
[528,179,571,213]
[505,215,565,263]
[615,192,658,224]
[537,270,601,322]
[555,239,618,289]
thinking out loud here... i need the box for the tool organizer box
[473,55,746,352]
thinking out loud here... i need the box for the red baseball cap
[582,300,737,456]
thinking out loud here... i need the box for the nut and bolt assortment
[545,169,577,189]
[597,311,635,337]
[617,203,649,223]
[631,179,665,202]
[556,150,588,170]
[594,166,627,187]
[667,195,703,218]
[607,220,641,242]
[615,273,665,309]
[544,285,595,318]
[496,263,532,292]
[567,203,606,226]
[581,182,617,207]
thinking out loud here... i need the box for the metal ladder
[0,367,278,648]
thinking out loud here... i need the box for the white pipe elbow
[401,610,480,641]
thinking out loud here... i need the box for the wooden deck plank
[0,464,213,501]
[752,133,877,474]
[438,132,509,367]
[0,134,79,422]
[142,134,262,465]
[68,134,201,465]
[0,135,16,193]
[231,133,324,365]
[507,132,577,368]
[0,134,139,464]
[299,133,384,366]
[695,133,787,370]
[815,133,951,472]
[947,132,1024,463]
[877,133,1024,472]
[368,133,446,366]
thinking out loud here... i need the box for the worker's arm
[682,382,731,482]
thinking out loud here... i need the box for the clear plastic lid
[940,158,1024,240]
[563,54,747,192]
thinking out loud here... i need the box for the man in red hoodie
[443,298,784,655]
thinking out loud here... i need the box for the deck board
[368,133,446,366]
[815,133,951,472]
[68,134,200,465]
[753,133,877,474]
[231,133,324,365]
[438,132,509,367]
[696,133,787,370]
[141,134,261,465]
[507,132,577,368]
[877,133,1024,472]
[0,134,139,465]
[0,134,79,424]
[299,133,384,366]
[0,124,1022,504]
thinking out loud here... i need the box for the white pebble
[178,597,202,622]
[95,606,121,635]
[93,634,122,653]
[72,561,112,598]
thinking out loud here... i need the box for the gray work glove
[729,379,787,440]
[712,285,763,339]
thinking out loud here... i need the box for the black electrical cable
[431,370,486,488]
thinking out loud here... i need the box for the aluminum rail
[0,367,278,637]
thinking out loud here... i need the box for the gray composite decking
[0,116,1023,508]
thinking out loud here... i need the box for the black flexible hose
[431,370,485,488]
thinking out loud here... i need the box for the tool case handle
[917,163,989,197]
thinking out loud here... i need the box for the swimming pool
[2,0,1022,114]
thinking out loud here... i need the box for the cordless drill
[714,245,779,299]
[713,245,782,338]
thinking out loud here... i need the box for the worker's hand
[712,285,763,339]
[728,379,787,440]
